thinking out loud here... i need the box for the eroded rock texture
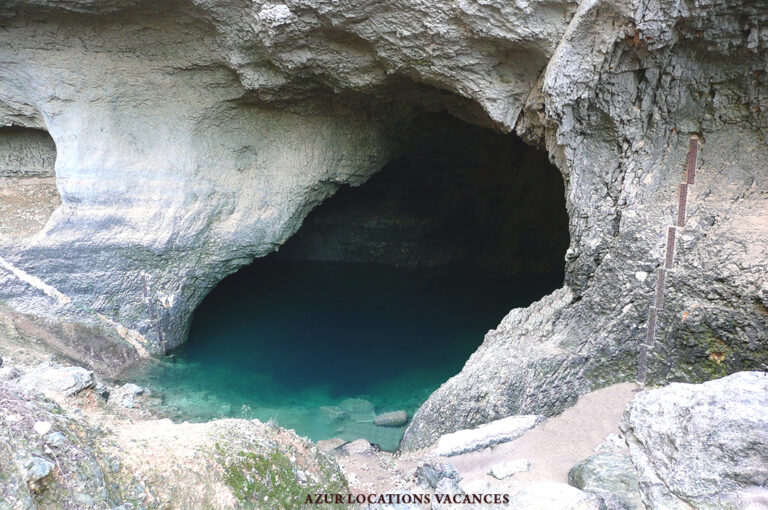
[621,372,768,510]
[0,0,766,451]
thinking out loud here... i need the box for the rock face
[621,372,768,510]
[0,0,765,453]
[0,376,348,509]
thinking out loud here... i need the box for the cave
[131,113,569,451]
[0,126,60,238]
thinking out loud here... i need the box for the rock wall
[0,0,765,451]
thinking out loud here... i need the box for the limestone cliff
[0,0,765,453]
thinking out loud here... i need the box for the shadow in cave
[132,113,569,451]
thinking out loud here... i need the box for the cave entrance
[132,113,569,451]
[0,127,60,239]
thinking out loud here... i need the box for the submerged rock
[431,414,542,456]
[339,398,376,423]
[621,372,768,510]
[374,410,408,427]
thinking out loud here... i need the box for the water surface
[127,259,560,451]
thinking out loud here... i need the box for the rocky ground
[2,317,766,509]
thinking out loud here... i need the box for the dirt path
[445,383,640,489]
[334,382,641,496]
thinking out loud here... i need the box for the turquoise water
[127,259,560,451]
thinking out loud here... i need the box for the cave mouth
[129,113,569,451]
[0,126,60,239]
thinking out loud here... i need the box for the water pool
[126,258,561,451]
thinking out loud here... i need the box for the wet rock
[621,372,768,510]
[17,363,94,396]
[416,462,460,489]
[319,405,348,423]
[488,459,531,480]
[508,482,606,510]
[374,410,408,427]
[568,451,641,510]
[431,415,542,456]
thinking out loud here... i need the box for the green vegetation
[216,445,348,509]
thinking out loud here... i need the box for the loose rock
[431,415,542,456]
[17,363,93,396]
[416,462,460,489]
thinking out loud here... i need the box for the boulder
[374,410,408,427]
[416,462,461,489]
[342,438,374,455]
[17,363,93,396]
[508,482,606,510]
[568,451,642,510]
[621,371,768,510]
[431,415,542,456]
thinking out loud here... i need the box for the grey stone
[374,410,408,427]
[568,451,642,510]
[74,493,95,507]
[44,432,67,448]
[0,0,763,466]
[24,456,54,483]
[341,438,374,455]
[508,482,607,510]
[17,363,94,396]
[415,462,460,489]
[621,372,768,510]
[431,414,542,456]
